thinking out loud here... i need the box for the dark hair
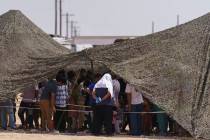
[83,79,91,87]
[38,82,42,89]
[67,70,76,81]
[86,70,94,81]
[56,69,67,84]
[94,73,102,82]
[111,73,118,79]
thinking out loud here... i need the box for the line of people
[0,69,189,137]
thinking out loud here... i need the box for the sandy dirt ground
[0,131,193,140]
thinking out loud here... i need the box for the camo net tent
[0,10,90,98]
[85,12,210,139]
[0,10,106,99]
[1,10,210,139]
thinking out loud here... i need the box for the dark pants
[84,113,92,131]
[153,105,168,135]
[129,104,143,136]
[156,113,168,135]
[54,106,67,132]
[84,105,93,132]
[18,102,34,128]
[33,105,41,128]
[66,117,72,130]
[122,107,130,132]
[93,105,113,135]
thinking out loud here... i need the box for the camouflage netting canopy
[0,10,97,99]
[84,12,210,139]
[1,9,210,139]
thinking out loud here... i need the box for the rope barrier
[123,111,166,114]
[20,99,92,108]
[0,105,166,114]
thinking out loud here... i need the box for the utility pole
[59,0,62,36]
[74,25,80,37]
[74,26,77,37]
[64,14,74,39]
[75,26,80,36]
[66,13,69,38]
[71,21,77,38]
[70,20,74,38]
[55,0,58,35]
[152,21,155,34]
[177,14,180,26]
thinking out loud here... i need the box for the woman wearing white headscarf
[92,73,114,135]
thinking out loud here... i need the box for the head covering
[94,73,114,97]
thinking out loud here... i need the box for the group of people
[0,69,186,136]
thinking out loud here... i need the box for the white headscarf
[94,73,114,97]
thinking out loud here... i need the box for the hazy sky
[1,0,210,36]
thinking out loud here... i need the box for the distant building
[53,36,72,50]
[50,35,138,52]
[73,36,138,45]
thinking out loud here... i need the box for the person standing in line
[18,83,38,129]
[82,73,101,132]
[54,70,69,133]
[12,94,18,127]
[68,69,88,132]
[152,104,168,136]
[0,98,16,130]
[40,79,57,131]
[112,74,121,134]
[118,79,129,133]
[141,98,152,135]
[125,83,144,136]
[66,70,76,131]
[92,73,114,136]
[33,80,47,129]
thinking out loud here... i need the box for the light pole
[55,0,58,35]
[74,26,80,37]
[59,0,62,36]
[71,21,77,38]
[152,21,155,34]
[64,13,74,39]
[177,14,180,26]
